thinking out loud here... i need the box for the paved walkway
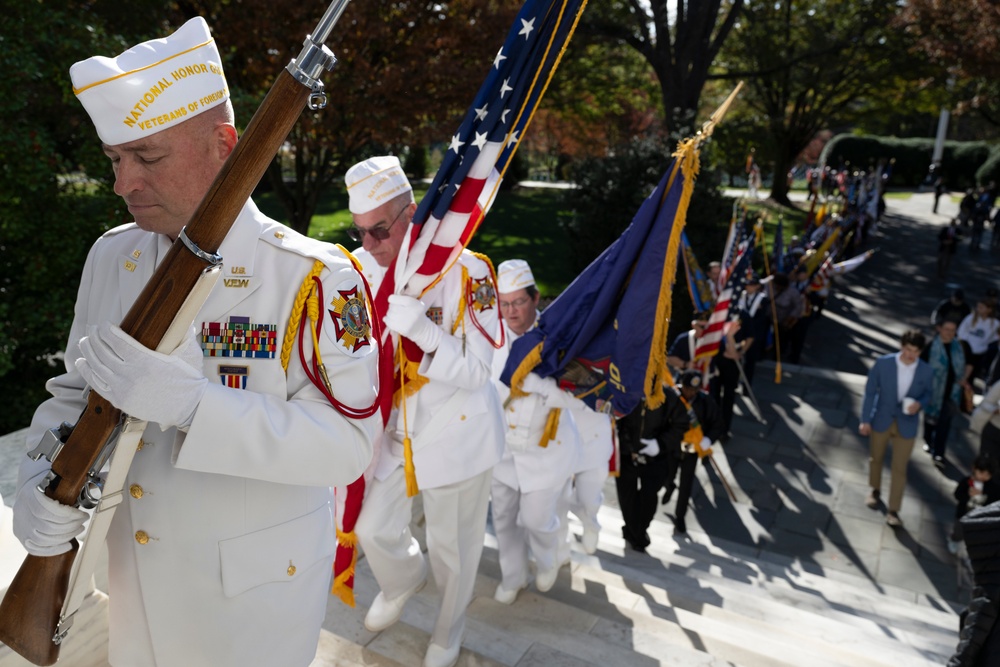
[632,188,997,607]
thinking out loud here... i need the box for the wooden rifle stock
[0,27,333,665]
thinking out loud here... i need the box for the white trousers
[490,476,567,591]
[569,465,606,533]
[557,466,605,560]
[355,465,493,650]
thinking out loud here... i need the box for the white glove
[384,295,442,353]
[76,322,208,429]
[700,437,712,451]
[520,372,552,397]
[12,471,88,556]
[638,438,660,457]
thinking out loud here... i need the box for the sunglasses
[346,204,409,243]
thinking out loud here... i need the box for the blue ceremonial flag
[680,231,714,314]
[500,138,704,418]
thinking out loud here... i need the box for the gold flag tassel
[331,527,358,606]
[397,338,420,497]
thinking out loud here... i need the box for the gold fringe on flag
[507,340,544,403]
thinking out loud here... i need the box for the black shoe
[674,518,687,535]
[661,483,676,505]
[934,456,945,470]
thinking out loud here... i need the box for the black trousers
[711,356,740,433]
[665,446,699,523]
[615,450,669,547]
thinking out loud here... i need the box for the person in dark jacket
[948,500,1000,667]
[615,387,670,553]
[659,370,725,535]
[949,455,1000,554]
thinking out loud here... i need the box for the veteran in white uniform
[346,157,505,667]
[12,19,380,667]
[490,260,583,604]
[558,406,614,558]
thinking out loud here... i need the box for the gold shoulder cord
[281,259,326,375]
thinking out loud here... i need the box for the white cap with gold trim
[70,17,229,146]
[345,156,413,214]
[497,259,536,294]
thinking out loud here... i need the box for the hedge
[819,134,996,189]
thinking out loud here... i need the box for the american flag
[694,234,756,362]
[373,0,588,326]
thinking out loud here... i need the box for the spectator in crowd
[933,176,946,214]
[937,220,962,279]
[920,318,973,469]
[958,299,1000,384]
[971,379,1000,461]
[860,330,934,527]
[948,454,1000,554]
[947,500,1000,666]
[931,288,972,327]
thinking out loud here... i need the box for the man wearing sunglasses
[346,156,505,667]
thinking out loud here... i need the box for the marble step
[326,535,948,667]
[0,589,109,667]
[593,502,960,645]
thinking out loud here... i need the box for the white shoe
[494,580,526,604]
[424,642,461,667]
[581,527,599,554]
[364,574,427,632]
[535,564,559,593]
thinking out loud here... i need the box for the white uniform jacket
[356,248,505,491]
[490,320,582,494]
[570,406,614,474]
[19,201,379,667]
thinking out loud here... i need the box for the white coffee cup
[902,397,917,413]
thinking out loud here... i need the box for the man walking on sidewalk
[859,330,934,527]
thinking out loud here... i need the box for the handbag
[961,385,975,415]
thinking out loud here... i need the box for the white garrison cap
[345,156,413,214]
[497,259,536,294]
[70,17,229,146]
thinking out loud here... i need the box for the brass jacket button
[135,531,149,545]
[129,484,144,499]
[287,563,296,577]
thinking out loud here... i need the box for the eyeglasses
[346,204,409,243]
[499,296,532,310]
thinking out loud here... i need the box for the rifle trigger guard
[178,228,222,266]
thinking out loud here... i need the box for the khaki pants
[868,420,915,513]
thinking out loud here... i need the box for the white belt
[56,265,220,644]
